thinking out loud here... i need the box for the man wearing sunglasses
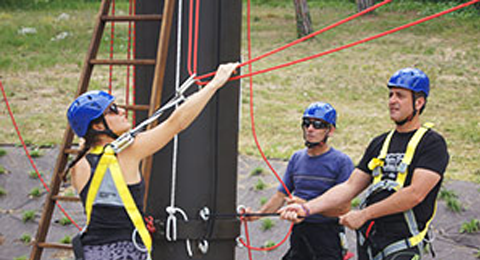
[279,68,449,260]
[245,102,355,260]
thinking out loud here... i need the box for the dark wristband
[300,203,310,217]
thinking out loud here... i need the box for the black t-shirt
[357,128,449,245]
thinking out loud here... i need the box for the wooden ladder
[29,0,176,259]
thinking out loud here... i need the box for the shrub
[254,178,268,191]
[261,218,275,231]
[0,165,6,174]
[60,235,72,244]
[459,219,480,234]
[250,167,264,176]
[264,240,276,249]
[22,210,36,223]
[20,233,32,244]
[30,149,43,158]
[0,187,7,196]
[28,170,40,179]
[0,148,6,156]
[59,217,72,226]
[446,197,463,213]
[29,187,42,198]
[439,188,458,201]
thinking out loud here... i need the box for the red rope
[132,0,137,125]
[197,0,391,82]
[108,0,116,94]
[0,79,81,231]
[187,0,195,75]
[126,0,133,119]
[196,0,479,83]
[238,0,293,254]
[230,0,480,81]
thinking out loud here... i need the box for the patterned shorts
[83,240,148,260]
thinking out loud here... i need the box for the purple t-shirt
[278,147,354,223]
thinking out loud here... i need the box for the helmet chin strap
[91,116,119,140]
[303,129,330,148]
[394,92,417,126]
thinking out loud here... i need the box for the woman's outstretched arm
[128,62,238,160]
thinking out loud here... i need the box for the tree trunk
[293,0,313,38]
[356,0,376,13]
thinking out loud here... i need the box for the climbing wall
[134,1,242,259]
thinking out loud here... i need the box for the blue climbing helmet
[303,102,337,127]
[387,68,430,98]
[67,90,115,137]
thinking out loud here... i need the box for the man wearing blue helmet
[245,102,355,260]
[280,68,449,260]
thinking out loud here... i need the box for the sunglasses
[302,119,330,129]
[105,103,119,115]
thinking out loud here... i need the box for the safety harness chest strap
[363,123,435,260]
[84,145,152,256]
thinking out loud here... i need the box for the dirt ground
[1,146,479,260]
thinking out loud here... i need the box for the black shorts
[282,222,344,260]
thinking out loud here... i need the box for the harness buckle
[397,162,408,173]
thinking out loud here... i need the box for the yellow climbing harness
[85,145,152,257]
[362,123,437,260]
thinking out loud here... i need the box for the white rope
[165,0,194,258]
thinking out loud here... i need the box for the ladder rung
[64,148,79,154]
[37,242,73,250]
[102,14,163,22]
[121,104,150,111]
[90,59,156,66]
[52,195,81,202]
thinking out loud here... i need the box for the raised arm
[127,62,238,160]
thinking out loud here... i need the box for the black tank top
[79,153,145,245]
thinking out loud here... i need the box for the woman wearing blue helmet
[65,63,237,260]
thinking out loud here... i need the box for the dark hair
[63,116,103,181]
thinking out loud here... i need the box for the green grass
[250,166,265,176]
[263,240,276,249]
[29,187,42,198]
[60,235,72,244]
[28,170,40,179]
[58,216,72,226]
[22,210,36,223]
[13,256,27,260]
[0,187,7,196]
[459,218,480,234]
[29,149,43,158]
[261,218,275,231]
[20,233,32,244]
[0,165,6,174]
[260,197,268,206]
[446,197,463,213]
[1,1,480,182]
[254,178,268,191]
[438,188,458,201]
